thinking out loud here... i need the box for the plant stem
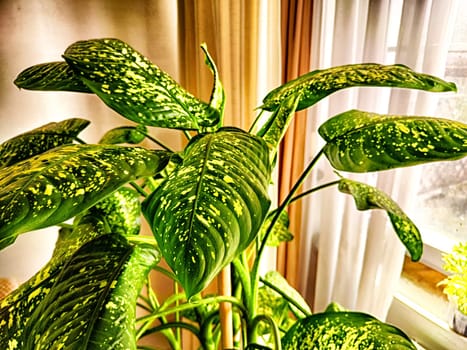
[288,179,341,205]
[249,314,282,350]
[138,296,246,325]
[249,148,325,319]
[183,130,192,140]
[130,181,149,197]
[142,132,175,152]
[248,109,265,134]
[141,321,202,344]
[219,265,234,349]
[259,277,311,317]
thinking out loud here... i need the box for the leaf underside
[63,38,217,130]
[14,61,92,92]
[261,63,456,112]
[143,127,271,297]
[338,178,422,261]
[319,109,467,172]
[99,125,147,145]
[281,312,416,349]
[0,118,90,169]
[0,144,171,249]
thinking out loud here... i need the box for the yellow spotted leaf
[338,178,422,261]
[319,110,467,172]
[0,144,171,249]
[142,127,271,297]
[261,63,456,112]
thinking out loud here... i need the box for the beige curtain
[276,0,313,290]
[1,1,282,348]
[177,2,282,348]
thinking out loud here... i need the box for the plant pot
[448,303,467,337]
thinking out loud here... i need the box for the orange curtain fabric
[276,0,313,289]
[177,0,260,130]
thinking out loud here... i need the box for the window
[388,3,467,348]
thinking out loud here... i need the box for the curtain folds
[299,0,458,319]
[276,0,314,290]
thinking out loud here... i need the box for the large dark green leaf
[0,215,107,348]
[319,109,467,172]
[338,178,422,261]
[0,144,171,249]
[23,234,158,349]
[63,38,217,130]
[14,61,92,92]
[142,127,271,297]
[0,118,90,169]
[261,64,456,112]
[281,311,416,349]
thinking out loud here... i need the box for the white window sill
[387,276,467,350]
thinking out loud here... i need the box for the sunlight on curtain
[275,0,313,290]
[177,1,282,348]
[299,0,458,319]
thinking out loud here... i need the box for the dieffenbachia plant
[1,38,465,349]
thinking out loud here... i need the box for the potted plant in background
[440,241,467,337]
[0,37,466,349]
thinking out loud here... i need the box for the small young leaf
[319,109,467,172]
[261,63,456,112]
[257,286,295,340]
[259,210,294,247]
[23,234,159,349]
[0,144,171,249]
[338,178,422,261]
[201,43,225,131]
[256,93,301,152]
[282,311,417,349]
[99,125,147,144]
[63,38,216,130]
[14,61,92,92]
[262,271,311,318]
[0,118,90,168]
[142,127,271,297]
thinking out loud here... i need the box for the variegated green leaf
[142,127,271,297]
[63,38,217,130]
[99,125,147,145]
[0,144,171,249]
[282,312,416,349]
[0,118,90,169]
[256,93,301,151]
[257,285,294,340]
[23,234,158,349]
[261,64,456,112]
[14,61,92,92]
[319,109,467,172]
[201,43,225,130]
[259,210,293,247]
[81,187,142,236]
[0,215,107,349]
[338,178,422,261]
[261,271,311,318]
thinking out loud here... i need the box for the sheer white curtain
[299,0,458,319]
